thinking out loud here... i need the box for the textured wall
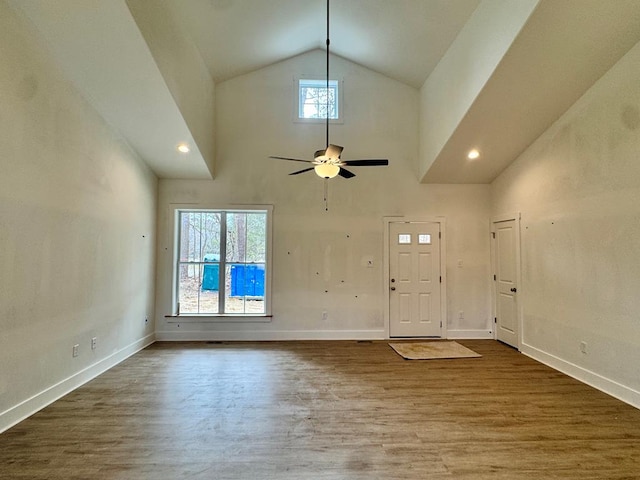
[0,1,157,431]
[491,40,640,406]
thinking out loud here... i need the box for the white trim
[490,212,522,350]
[165,315,272,323]
[447,329,494,340]
[170,204,274,318]
[521,342,640,410]
[0,334,155,434]
[155,329,385,342]
[383,216,447,339]
[292,75,344,124]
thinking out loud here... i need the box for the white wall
[491,40,640,407]
[0,1,158,432]
[418,0,538,180]
[126,0,216,176]
[155,50,492,341]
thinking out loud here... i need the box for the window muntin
[298,79,339,120]
[175,208,270,316]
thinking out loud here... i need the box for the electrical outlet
[91,337,97,350]
[580,341,588,354]
[322,310,328,320]
[72,344,79,357]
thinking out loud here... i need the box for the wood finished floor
[1,340,640,479]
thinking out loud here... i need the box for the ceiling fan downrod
[267,0,389,186]
[325,0,330,150]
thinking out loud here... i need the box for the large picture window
[175,207,271,316]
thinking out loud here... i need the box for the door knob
[510,287,517,293]
[390,287,396,291]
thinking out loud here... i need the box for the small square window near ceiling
[298,78,339,120]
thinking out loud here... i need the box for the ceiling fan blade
[269,155,313,163]
[342,159,389,166]
[338,167,356,178]
[289,167,316,176]
[326,144,343,159]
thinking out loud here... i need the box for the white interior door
[389,222,442,337]
[493,218,520,348]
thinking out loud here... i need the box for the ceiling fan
[269,0,389,180]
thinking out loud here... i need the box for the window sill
[293,117,343,125]
[164,314,272,324]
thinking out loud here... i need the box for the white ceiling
[162,0,481,88]
[8,0,640,183]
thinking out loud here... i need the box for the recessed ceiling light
[467,149,480,160]
[177,143,190,153]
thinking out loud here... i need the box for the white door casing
[386,220,444,338]
[492,215,521,349]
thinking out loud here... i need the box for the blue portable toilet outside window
[202,254,220,291]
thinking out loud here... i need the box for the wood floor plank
[1,340,639,479]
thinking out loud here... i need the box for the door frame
[383,216,447,339]
[490,212,522,350]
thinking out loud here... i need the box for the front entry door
[389,222,442,337]
[493,218,519,348]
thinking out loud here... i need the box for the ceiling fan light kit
[269,0,388,185]
[314,162,340,179]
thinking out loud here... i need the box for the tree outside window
[176,209,268,315]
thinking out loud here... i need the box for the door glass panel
[418,234,431,244]
[398,234,411,244]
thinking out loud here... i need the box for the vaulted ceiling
[161,0,481,88]
[8,0,640,183]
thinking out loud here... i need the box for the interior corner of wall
[417,141,437,183]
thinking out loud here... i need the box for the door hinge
[491,232,495,239]
[439,231,441,239]
[439,276,442,283]
[440,321,442,328]
[494,317,497,324]
[493,274,496,281]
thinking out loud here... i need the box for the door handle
[510,287,517,293]
[390,287,396,291]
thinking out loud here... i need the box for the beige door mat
[389,341,481,360]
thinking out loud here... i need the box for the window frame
[293,75,344,124]
[169,204,273,321]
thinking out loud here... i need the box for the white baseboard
[155,329,386,341]
[521,342,640,410]
[447,329,493,340]
[0,333,155,434]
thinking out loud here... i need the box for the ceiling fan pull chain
[324,178,329,212]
